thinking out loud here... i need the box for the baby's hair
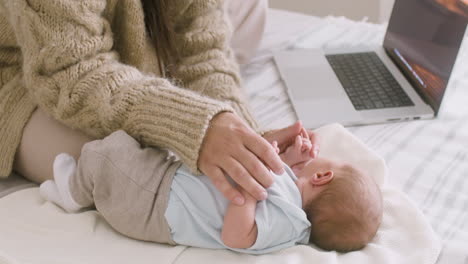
[304,165,382,252]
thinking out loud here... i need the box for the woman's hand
[198,112,284,205]
[263,121,320,158]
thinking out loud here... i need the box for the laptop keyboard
[326,52,414,110]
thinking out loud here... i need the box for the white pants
[227,0,268,64]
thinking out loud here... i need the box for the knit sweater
[0,0,259,178]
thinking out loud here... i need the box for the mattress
[0,8,466,264]
[245,9,468,264]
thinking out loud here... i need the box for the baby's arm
[221,188,258,249]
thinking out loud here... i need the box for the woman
[0,0,317,206]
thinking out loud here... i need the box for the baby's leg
[40,130,181,245]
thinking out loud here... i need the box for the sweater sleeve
[2,0,233,172]
[166,0,260,131]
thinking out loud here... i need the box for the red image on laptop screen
[383,0,468,113]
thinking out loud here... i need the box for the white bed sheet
[244,9,468,264]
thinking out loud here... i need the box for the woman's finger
[300,127,309,140]
[263,121,302,152]
[245,133,284,175]
[272,141,280,154]
[232,146,274,188]
[294,135,302,153]
[306,130,320,158]
[222,157,267,201]
[206,165,245,205]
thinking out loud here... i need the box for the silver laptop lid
[383,0,468,114]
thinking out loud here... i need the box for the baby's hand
[279,128,315,168]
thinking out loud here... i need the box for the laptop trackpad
[276,49,346,99]
[294,99,362,128]
[282,66,345,99]
[275,49,362,127]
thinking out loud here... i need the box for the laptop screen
[383,0,468,113]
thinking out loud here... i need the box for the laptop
[274,0,468,128]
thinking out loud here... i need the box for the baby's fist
[280,134,314,168]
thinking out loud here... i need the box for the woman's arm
[221,188,258,249]
[166,0,259,131]
[162,1,286,203]
[1,0,232,172]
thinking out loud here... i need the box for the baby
[278,131,383,252]
[40,129,382,254]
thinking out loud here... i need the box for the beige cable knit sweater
[0,0,258,178]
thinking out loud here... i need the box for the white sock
[39,153,84,213]
[40,180,65,208]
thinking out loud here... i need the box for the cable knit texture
[0,0,259,178]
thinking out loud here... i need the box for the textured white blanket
[0,124,440,264]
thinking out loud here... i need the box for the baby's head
[294,157,383,252]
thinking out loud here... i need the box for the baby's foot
[39,153,84,213]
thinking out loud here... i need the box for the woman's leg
[13,108,93,183]
[226,0,268,64]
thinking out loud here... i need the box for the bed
[246,9,468,264]
[0,9,466,264]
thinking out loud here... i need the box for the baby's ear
[310,171,334,186]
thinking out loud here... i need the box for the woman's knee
[13,108,93,183]
[226,0,268,64]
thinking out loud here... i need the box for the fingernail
[259,191,268,200]
[234,196,245,205]
[313,149,319,157]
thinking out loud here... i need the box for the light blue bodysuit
[164,164,311,254]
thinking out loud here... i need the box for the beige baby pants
[69,130,182,245]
